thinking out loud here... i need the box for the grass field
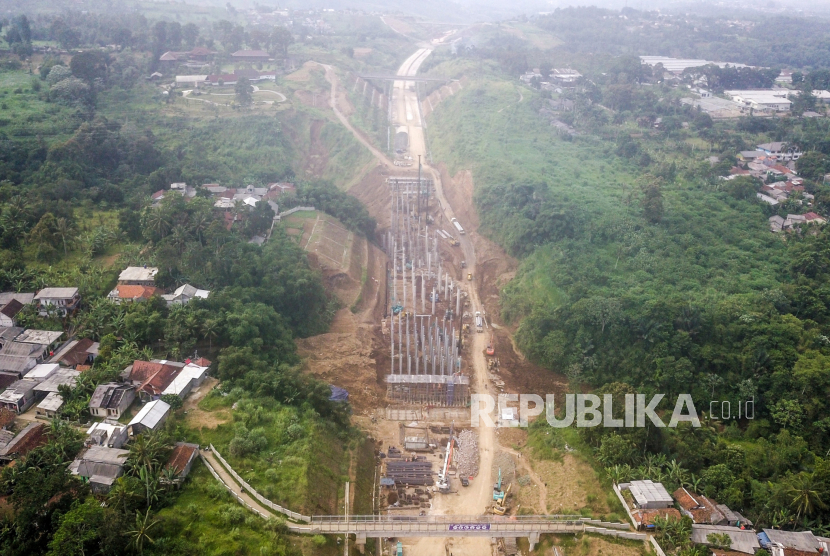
[0,69,81,139]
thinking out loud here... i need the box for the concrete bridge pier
[355,533,366,553]
[528,532,540,552]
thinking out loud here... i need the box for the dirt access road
[316,32,506,555]
[389,39,497,556]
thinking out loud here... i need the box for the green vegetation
[427,19,830,532]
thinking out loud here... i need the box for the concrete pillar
[355,533,366,554]
[528,532,540,551]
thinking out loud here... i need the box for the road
[314,37,502,555]
[389,44,498,556]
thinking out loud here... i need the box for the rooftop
[33,369,80,393]
[0,378,39,401]
[118,267,159,282]
[26,363,60,380]
[0,422,47,458]
[35,287,79,300]
[15,329,64,346]
[37,391,64,412]
[763,530,820,552]
[112,285,162,300]
[166,443,198,474]
[0,293,34,306]
[691,525,760,554]
[129,399,171,430]
[629,480,674,506]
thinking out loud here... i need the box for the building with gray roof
[69,445,130,494]
[627,480,674,509]
[691,525,760,554]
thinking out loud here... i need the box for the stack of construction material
[456,429,479,477]
[385,460,434,486]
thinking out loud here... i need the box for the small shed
[36,391,63,418]
[163,442,200,484]
[127,399,171,437]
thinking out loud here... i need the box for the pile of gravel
[455,429,480,478]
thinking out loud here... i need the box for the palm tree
[788,473,827,522]
[108,476,141,514]
[139,465,161,508]
[201,318,220,350]
[146,209,172,240]
[190,211,210,245]
[53,217,76,257]
[128,507,160,555]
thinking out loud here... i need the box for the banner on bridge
[448,524,491,531]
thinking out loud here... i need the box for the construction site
[381,174,472,408]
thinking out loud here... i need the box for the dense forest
[427,14,830,534]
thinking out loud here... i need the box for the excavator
[493,468,505,501]
[486,334,495,356]
[492,483,512,515]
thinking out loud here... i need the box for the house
[163,442,200,484]
[231,49,270,62]
[25,363,60,382]
[15,330,64,353]
[786,214,808,228]
[737,150,765,162]
[117,267,159,286]
[633,508,682,531]
[188,46,215,61]
[175,75,208,87]
[551,68,582,83]
[159,50,188,63]
[36,391,64,418]
[86,420,128,449]
[627,480,674,509]
[770,215,788,232]
[89,382,136,419]
[757,193,779,206]
[69,445,130,494]
[0,422,47,460]
[122,359,185,402]
[804,212,826,224]
[691,525,760,554]
[0,352,38,378]
[0,292,34,307]
[160,362,209,399]
[0,299,24,327]
[161,284,210,306]
[33,369,80,397]
[34,287,80,316]
[207,73,238,86]
[811,90,830,104]
[50,338,98,368]
[0,379,40,413]
[127,399,171,437]
[107,285,163,304]
[673,487,727,524]
[264,182,296,200]
[715,505,753,528]
[757,142,803,162]
[759,529,822,556]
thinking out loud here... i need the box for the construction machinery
[461,260,467,268]
[467,272,472,281]
[486,334,495,356]
[475,311,483,333]
[492,483,512,515]
[436,422,455,494]
[396,541,403,556]
[493,468,505,501]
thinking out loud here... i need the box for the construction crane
[493,468,505,501]
[492,483,512,515]
[437,422,455,494]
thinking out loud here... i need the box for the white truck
[475,311,483,333]
[451,218,465,235]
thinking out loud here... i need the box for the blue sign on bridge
[448,524,491,531]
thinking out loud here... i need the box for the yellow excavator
[492,483,512,515]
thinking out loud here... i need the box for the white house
[34,287,80,317]
[117,267,159,286]
[162,284,210,306]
